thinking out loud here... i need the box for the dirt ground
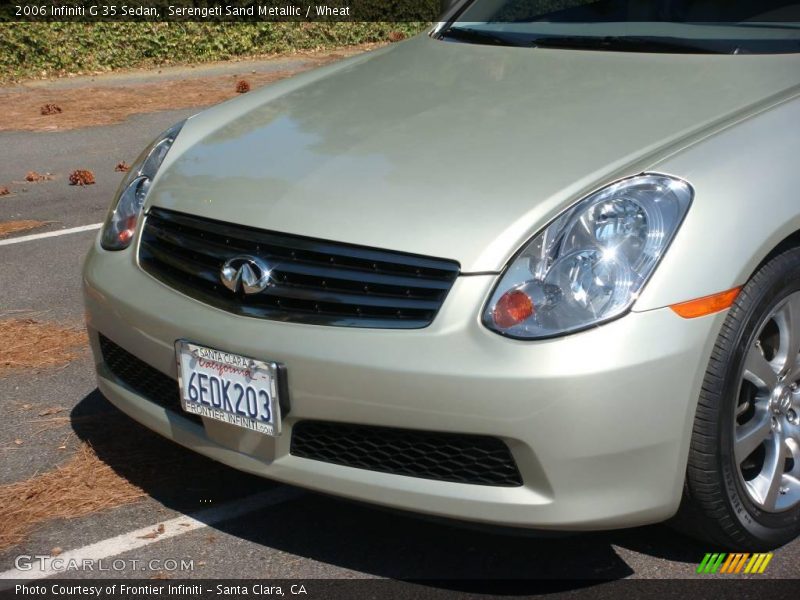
[0,220,48,238]
[0,443,146,550]
[0,45,380,133]
[0,317,88,377]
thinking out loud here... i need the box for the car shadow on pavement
[71,390,707,590]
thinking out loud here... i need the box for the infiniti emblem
[220,255,274,295]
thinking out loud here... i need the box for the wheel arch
[752,228,800,277]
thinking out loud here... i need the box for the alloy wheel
[736,292,800,512]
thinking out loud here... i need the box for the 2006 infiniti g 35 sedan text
[83,0,800,549]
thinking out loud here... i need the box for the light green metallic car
[84,1,800,550]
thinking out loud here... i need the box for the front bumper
[83,239,724,530]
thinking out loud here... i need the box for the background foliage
[0,22,428,83]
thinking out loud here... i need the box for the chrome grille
[139,208,459,328]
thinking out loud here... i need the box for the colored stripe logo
[697,553,773,574]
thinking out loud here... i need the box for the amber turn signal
[493,290,534,329]
[670,287,742,319]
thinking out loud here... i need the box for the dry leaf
[25,171,52,183]
[38,407,64,417]
[0,221,47,238]
[40,104,62,116]
[69,170,95,186]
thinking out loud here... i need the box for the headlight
[100,121,185,250]
[483,174,693,339]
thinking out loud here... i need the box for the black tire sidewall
[717,251,800,543]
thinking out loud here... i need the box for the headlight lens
[100,121,185,250]
[483,174,693,339]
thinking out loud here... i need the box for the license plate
[175,341,282,436]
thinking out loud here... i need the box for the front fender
[634,94,800,313]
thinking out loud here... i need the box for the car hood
[150,35,800,273]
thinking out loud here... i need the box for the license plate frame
[175,340,283,436]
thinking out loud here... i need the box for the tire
[675,247,800,550]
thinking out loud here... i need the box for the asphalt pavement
[0,63,798,592]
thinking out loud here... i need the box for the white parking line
[0,486,303,581]
[0,223,102,247]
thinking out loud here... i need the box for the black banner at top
[4,0,447,22]
[7,1,798,25]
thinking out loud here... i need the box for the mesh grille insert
[99,334,202,426]
[291,420,522,487]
